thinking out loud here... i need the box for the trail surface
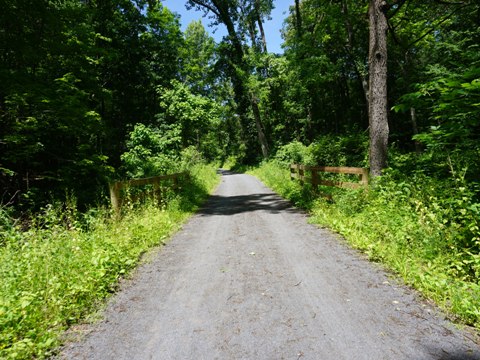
[60,171,479,360]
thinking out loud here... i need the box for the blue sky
[160,0,293,54]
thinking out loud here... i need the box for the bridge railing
[290,164,369,190]
[109,172,188,215]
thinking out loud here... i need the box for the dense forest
[1,0,479,208]
[1,0,479,357]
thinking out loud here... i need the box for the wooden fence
[109,172,188,215]
[290,164,369,190]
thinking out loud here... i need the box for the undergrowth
[250,161,480,330]
[0,164,219,359]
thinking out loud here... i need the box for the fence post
[153,178,161,203]
[109,182,122,216]
[359,168,369,187]
[311,168,319,191]
[173,174,179,190]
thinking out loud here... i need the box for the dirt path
[60,171,479,360]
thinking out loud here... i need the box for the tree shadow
[422,339,480,360]
[198,192,303,216]
[429,350,480,360]
[216,169,237,176]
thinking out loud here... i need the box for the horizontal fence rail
[290,164,369,190]
[109,172,188,215]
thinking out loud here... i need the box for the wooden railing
[290,164,369,190]
[109,172,188,215]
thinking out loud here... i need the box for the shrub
[0,164,219,359]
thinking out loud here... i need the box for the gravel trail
[60,171,480,360]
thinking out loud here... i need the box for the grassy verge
[0,164,219,359]
[250,161,480,330]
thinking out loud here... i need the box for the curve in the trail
[59,171,480,360]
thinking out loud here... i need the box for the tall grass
[250,161,480,330]
[0,164,219,359]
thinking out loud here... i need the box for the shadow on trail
[198,169,304,216]
[431,350,480,360]
[198,193,302,217]
[216,169,237,176]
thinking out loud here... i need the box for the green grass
[0,164,219,359]
[250,161,480,330]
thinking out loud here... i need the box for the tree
[368,0,389,177]
[186,0,270,160]
[282,0,369,141]
[180,20,217,95]
[158,80,224,160]
[0,0,184,208]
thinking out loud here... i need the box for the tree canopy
[1,0,479,208]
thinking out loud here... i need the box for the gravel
[59,170,480,360]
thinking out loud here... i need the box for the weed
[0,164,219,359]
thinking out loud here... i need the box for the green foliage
[280,0,369,141]
[396,61,480,180]
[0,0,183,209]
[158,80,225,161]
[180,20,217,95]
[306,133,369,167]
[120,123,181,178]
[274,135,368,168]
[274,141,310,166]
[251,158,480,329]
[0,163,219,359]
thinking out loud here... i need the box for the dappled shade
[198,192,301,216]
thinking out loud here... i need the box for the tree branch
[386,0,408,19]
[432,0,467,5]
[406,3,470,48]
[188,0,221,18]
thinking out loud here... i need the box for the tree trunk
[246,13,269,158]
[368,0,389,177]
[251,94,269,158]
[256,15,268,53]
[410,107,422,155]
[295,0,303,39]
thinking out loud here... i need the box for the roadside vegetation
[1,0,479,358]
[249,139,480,330]
[0,162,219,359]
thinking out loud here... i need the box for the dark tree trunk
[368,0,389,177]
[295,0,302,39]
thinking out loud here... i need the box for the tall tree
[368,0,389,177]
[180,20,217,95]
[282,0,369,140]
[187,0,270,159]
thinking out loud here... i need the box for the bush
[120,123,182,178]
[274,133,369,168]
[273,141,310,166]
[307,133,368,167]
